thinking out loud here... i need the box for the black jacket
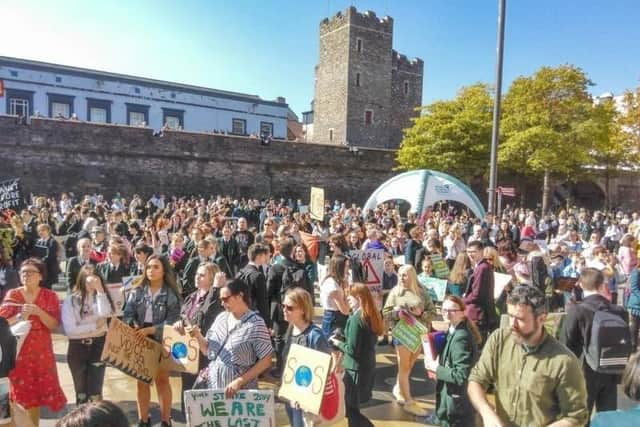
[181,287,223,333]
[0,317,16,377]
[31,237,60,287]
[65,256,97,290]
[237,264,269,324]
[266,258,312,328]
[97,262,129,284]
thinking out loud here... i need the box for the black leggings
[67,336,107,405]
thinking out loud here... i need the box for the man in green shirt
[468,285,588,427]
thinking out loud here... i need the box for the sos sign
[278,344,331,415]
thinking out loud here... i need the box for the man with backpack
[236,243,269,323]
[560,267,631,421]
[266,237,313,377]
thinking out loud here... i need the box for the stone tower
[312,7,423,149]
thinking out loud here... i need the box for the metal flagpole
[487,0,507,214]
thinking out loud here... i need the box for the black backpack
[584,305,632,374]
[280,264,308,301]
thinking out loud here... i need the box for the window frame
[86,98,112,123]
[356,38,363,53]
[126,103,150,126]
[47,93,75,118]
[404,80,409,95]
[329,128,334,142]
[232,118,247,135]
[5,89,34,116]
[356,72,361,87]
[260,121,274,137]
[364,109,373,125]
[162,107,184,129]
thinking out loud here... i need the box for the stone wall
[390,52,424,149]
[0,116,396,204]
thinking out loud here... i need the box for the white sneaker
[404,400,428,417]
[392,383,405,404]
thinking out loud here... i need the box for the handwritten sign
[0,178,23,210]
[106,283,125,316]
[184,389,275,427]
[392,318,429,353]
[100,318,162,384]
[429,253,450,279]
[309,187,325,221]
[160,325,200,374]
[122,275,141,291]
[349,249,384,308]
[278,344,331,415]
[493,272,512,299]
[420,277,448,302]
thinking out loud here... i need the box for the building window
[5,89,34,117]
[356,73,361,87]
[162,108,184,129]
[55,76,62,83]
[329,128,334,142]
[87,98,112,123]
[260,121,274,137]
[232,118,247,135]
[365,110,373,125]
[126,103,149,126]
[47,93,74,118]
[356,38,363,53]
[404,81,409,95]
[9,70,17,77]
[134,87,141,94]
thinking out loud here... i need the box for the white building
[0,56,288,138]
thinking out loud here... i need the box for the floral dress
[0,288,67,411]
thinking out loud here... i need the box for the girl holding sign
[123,255,181,427]
[383,264,436,417]
[62,265,115,405]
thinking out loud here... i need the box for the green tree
[397,83,493,184]
[499,65,595,212]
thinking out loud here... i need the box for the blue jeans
[285,404,305,427]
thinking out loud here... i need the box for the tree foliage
[396,83,493,184]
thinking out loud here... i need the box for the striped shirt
[205,310,272,389]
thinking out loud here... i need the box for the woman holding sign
[191,279,273,397]
[424,295,480,426]
[62,265,115,405]
[330,283,384,427]
[383,264,436,417]
[123,255,181,427]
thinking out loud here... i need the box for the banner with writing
[106,283,125,316]
[100,318,162,384]
[392,317,429,353]
[278,343,332,415]
[160,325,200,374]
[419,277,448,302]
[349,249,385,308]
[429,253,450,279]
[184,389,275,427]
[0,178,23,211]
[309,187,325,221]
[493,272,513,300]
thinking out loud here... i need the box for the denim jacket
[123,283,181,342]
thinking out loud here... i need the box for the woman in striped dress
[191,279,273,397]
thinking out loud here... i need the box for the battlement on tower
[392,50,424,74]
[320,6,393,35]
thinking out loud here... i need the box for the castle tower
[313,7,423,149]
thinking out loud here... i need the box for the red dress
[0,288,67,411]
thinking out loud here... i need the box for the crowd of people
[0,192,640,426]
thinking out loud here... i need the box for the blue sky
[3,0,639,117]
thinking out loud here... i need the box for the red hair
[350,283,384,336]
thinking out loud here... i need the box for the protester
[65,238,95,292]
[319,254,351,339]
[123,255,181,427]
[173,262,225,413]
[384,264,436,416]
[55,400,129,427]
[0,246,19,302]
[31,223,60,289]
[0,258,67,425]
[97,243,129,284]
[190,279,273,394]
[62,265,114,404]
[468,285,588,427]
[331,283,384,427]
[463,241,497,341]
[282,288,330,427]
[424,295,480,427]
[590,351,640,426]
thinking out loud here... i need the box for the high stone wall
[0,116,396,204]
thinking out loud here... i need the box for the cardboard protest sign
[493,272,513,299]
[429,253,450,279]
[0,178,24,210]
[106,283,125,316]
[100,318,162,384]
[184,389,275,427]
[310,187,325,220]
[420,277,448,302]
[278,344,332,415]
[392,317,429,353]
[349,249,385,308]
[160,325,200,374]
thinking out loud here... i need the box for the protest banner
[184,389,275,427]
[0,178,23,211]
[493,272,513,299]
[160,325,199,374]
[429,253,450,279]
[349,249,384,308]
[100,318,162,384]
[278,343,332,415]
[106,283,125,316]
[393,255,405,266]
[121,275,141,291]
[420,277,448,302]
[310,187,325,220]
[392,317,429,353]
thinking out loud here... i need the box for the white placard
[184,389,275,427]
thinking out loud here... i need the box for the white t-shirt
[320,277,341,311]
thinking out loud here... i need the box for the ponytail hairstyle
[443,294,482,345]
